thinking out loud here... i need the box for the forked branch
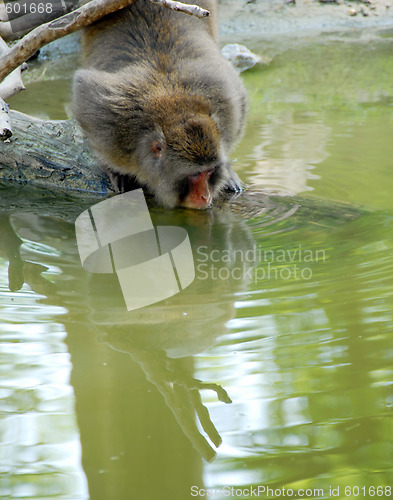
[151,0,209,17]
[0,0,138,83]
[0,0,209,83]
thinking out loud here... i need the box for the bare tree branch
[151,0,209,18]
[0,0,78,41]
[0,0,139,83]
[0,37,25,101]
[0,0,210,84]
[0,20,17,42]
[0,65,25,99]
[0,97,12,139]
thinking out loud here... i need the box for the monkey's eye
[189,168,215,182]
[151,141,163,159]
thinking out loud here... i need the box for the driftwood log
[0,111,366,231]
[0,110,113,194]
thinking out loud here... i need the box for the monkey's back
[82,0,217,72]
[73,0,247,175]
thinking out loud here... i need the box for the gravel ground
[218,0,393,39]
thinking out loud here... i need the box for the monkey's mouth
[179,168,216,210]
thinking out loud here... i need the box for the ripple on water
[194,208,393,490]
[0,260,88,499]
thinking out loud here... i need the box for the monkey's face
[136,135,230,210]
[135,115,232,210]
[170,156,228,210]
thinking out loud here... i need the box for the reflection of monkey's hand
[98,330,231,461]
[177,378,232,404]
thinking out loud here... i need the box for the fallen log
[0,111,368,231]
[0,110,113,194]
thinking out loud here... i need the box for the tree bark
[0,110,113,194]
[0,112,365,229]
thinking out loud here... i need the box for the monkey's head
[134,110,232,210]
[73,71,240,209]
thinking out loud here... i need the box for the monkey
[72,0,247,209]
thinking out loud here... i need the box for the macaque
[72,0,247,209]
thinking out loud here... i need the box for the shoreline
[218,0,393,40]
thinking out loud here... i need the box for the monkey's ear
[150,126,166,159]
[151,140,164,159]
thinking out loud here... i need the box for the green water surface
[2,32,393,499]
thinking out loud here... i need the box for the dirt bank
[218,0,393,40]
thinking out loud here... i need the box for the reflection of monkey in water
[72,0,247,209]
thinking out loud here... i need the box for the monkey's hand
[108,170,139,194]
[223,170,243,193]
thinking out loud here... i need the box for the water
[2,33,393,499]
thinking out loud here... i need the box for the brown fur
[73,0,247,208]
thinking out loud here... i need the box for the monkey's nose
[181,171,213,209]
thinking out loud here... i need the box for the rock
[221,43,270,72]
